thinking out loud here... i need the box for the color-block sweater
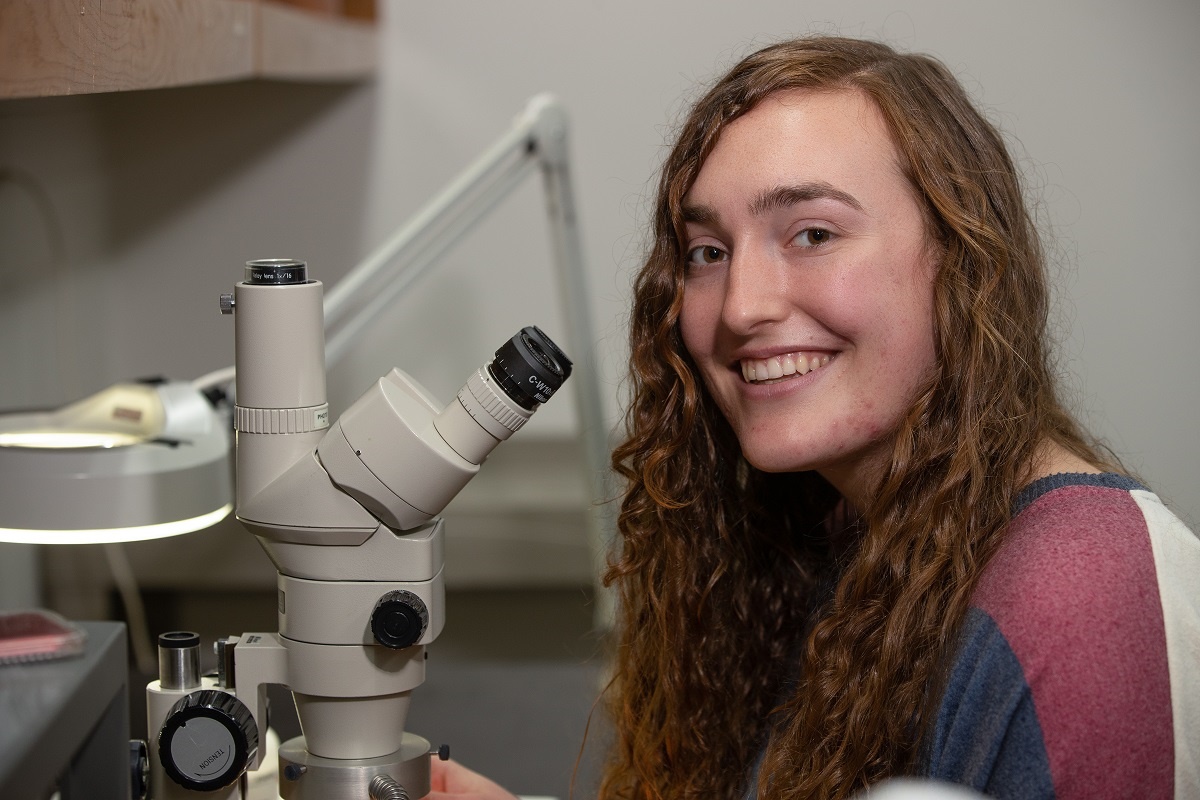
[922,473,1199,798]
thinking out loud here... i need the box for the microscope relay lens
[488,326,573,410]
[244,258,308,285]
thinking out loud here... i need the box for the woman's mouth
[740,352,833,384]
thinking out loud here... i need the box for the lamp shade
[0,380,232,544]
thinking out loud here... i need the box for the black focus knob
[158,689,259,791]
[371,590,429,649]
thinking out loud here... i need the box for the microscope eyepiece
[244,258,308,286]
[488,326,573,410]
[432,325,572,466]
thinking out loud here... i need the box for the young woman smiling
[431,36,1198,800]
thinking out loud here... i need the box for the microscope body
[147,260,570,799]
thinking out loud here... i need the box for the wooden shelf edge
[257,2,377,82]
[0,0,377,101]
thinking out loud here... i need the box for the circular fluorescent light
[0,504,234,545]
[0,430,147,449]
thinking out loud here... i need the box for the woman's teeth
[740,352,832,383]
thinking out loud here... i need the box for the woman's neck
[1025,438,1104,485]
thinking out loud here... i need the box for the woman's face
[678,89,938,505]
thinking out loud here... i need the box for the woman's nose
[720,253,791,335]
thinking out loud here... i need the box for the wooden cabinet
[0,0,377,99]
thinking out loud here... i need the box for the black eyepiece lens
[523,327,573,381]
[488,326,573,410]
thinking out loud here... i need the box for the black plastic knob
[158,689,259,791]
[371,590,429,649]
[129,739,148,800]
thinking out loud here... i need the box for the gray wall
[2,1,1197,603]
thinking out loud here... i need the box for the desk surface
[0,620,129,800]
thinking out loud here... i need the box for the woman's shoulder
[976,472,1196,626]
[971,472,1195,706]
[932,472,1199,798]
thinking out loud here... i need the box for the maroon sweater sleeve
[967,477,1174,798]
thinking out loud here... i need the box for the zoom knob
[371,590,429,649]
[158,690,258,791]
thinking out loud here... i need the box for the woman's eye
[794,228,834,247]
[686,245,727,266]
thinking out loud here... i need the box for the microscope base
[277,734,431,799]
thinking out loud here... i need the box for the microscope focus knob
[158,689,259,791]
[371,590,429,649]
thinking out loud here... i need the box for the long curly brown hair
[598,36,1113,800]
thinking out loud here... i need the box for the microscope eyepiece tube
[434,327,572,465]
[157,631,202,691]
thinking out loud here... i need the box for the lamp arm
[532,100,617,617]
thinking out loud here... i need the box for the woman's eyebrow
[681,202,719,226]
[682,182,864,226]
[749,182,864,216]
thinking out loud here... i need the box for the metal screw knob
[369,774,410,800]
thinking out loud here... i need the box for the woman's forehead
[684,89,911,220]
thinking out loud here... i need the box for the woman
[432,36,1198,800]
